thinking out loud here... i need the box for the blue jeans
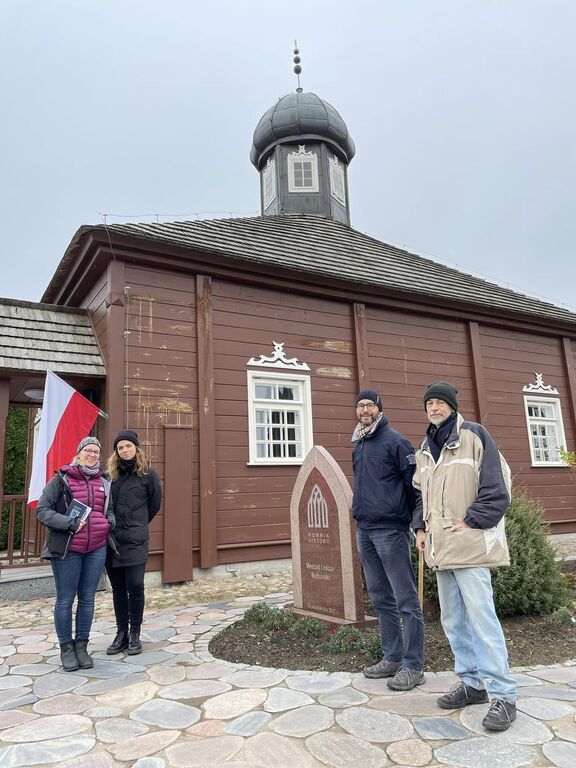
[436,567,517,701]
[357,527,425,670]
[51,547,107,644]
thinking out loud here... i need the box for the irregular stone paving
[1,580,576,766]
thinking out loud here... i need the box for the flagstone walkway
[1,581,576,767]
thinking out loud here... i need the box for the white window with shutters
[287,146,319,193]
[247,371,313,465]
[523,396,567,466]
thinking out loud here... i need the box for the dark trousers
[357,526,425,670]
[51,547,107,644]
[106,563,146,633]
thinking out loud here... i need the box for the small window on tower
[329,155,346,206]
[288,146,319,193]
[263,157,276,209]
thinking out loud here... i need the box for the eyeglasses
[356,403,376,411]
[82,449,100,456]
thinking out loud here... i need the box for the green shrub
[298,617,328,638]
[0,407,29,550]
[243,601,271,623]
[552,606,576,626]
[368,631,382,661]
[411,492,570,617]
[328,626,365,653]
[491,492,569,615]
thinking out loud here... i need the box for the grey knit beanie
[77,436,101,453]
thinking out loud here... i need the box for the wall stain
[130,384,197,443]
[129,295,157,343]
[300,340,352,352]
[316,366,353,378]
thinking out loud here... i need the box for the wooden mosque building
[2,84,576,581]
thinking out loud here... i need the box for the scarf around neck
[351,411,384,443]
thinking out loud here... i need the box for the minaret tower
[250,46,356,225]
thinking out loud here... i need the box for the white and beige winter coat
[412,413,511,571]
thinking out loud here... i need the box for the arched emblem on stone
[247,341,310,370]
[290,445,365,623]
[307,484,329,529]
[522,372,559,395]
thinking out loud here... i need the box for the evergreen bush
[1,407,28,551]
[491,492,569,615]
[411,492,570,617]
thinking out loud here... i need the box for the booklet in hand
[66,499,92,523]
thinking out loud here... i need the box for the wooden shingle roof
[44,214,576,329]
[101,215,576,327]
[0,299,106,376]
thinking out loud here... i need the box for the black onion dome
[250,91,355,168]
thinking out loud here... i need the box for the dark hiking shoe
[73,639,94,669]
[482,698,517,731]
[387,667,426,690]
[127,632,142,655]
[438,682,489,709]
[106,630,129,655]
[363,658,401,678]
[60,641,79,672]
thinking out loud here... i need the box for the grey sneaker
[482,698,517,731]
[363,658,401,679]
[438,681,489,709]
[387,666,426,691]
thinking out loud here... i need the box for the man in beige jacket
[412,381,517,732]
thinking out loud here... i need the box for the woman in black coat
[105,430,162,655]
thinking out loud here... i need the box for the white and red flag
[27,370,101,508]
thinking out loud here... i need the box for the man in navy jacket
[352,388,425,690]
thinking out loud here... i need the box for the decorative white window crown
[522,373,559,395]
[292,145,314,157]
[247,341,310,370]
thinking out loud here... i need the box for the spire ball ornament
[293,42,303,92]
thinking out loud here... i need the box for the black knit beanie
[356,389,382,412]
[423,381,458,412]
[113,429,140,451]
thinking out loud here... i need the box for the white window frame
[329,155,346,205]
[247,371,313,465]
[523,395,567,467]
[287,146,319,193]
[263,157,276,209]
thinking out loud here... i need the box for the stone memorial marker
[290,445,373,625]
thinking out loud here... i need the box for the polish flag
[27,371,101,508]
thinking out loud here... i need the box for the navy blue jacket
[352,416,419,530]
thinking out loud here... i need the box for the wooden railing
[0,495,45,568]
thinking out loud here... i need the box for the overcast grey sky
[1,0,575,310]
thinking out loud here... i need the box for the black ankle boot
[106,630,129,655]
[60,641,79,672]
[74,639,94,669]
[127,631,142,655]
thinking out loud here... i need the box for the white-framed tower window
[287,145,319,193]
[329,155,346,205]
[263,157,276,209]
[247,371,313,464]
[523,396,567,466]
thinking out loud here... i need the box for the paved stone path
[1,579,576,767]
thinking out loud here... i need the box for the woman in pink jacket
[36,436,115,672]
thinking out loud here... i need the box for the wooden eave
[43,227,576,341]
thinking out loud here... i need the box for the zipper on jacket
[62,532,73,559]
